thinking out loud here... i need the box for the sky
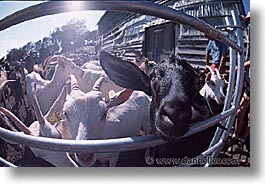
[0,1,250,57]
[0,1,105,57]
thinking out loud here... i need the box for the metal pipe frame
[0,107,236,153]
[208,22,238,149]
[0,156,17,167]
[0,1,244,161]
[215,9,245,154]
[179,140,224,167]
[207,48,237,149]
[209,10,245,162]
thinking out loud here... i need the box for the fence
[0,1,244,167]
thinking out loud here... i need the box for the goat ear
[32,83,46,125]
[45,86,67,125]
[100,51,151,95]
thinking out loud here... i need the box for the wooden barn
[96,0,247,67]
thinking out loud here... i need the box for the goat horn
[31,83,46,125]
[43,56,52,71]
[92,77,105,91]
[43,56,53,72]
[69,75,79,94]
[43,55,61,71]
[0,107,33,135]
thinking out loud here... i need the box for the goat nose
[160,104,176,122]
[220,96,225,102]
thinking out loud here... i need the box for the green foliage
[5,18,97,66]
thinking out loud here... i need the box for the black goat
[100,51,211,141]
[100,51,219,165]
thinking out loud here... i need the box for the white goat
[199,66,226,105]
[26,55,123,115]
[191,66,226,121]
[61,75,151,166]
[26,55,82,114]
[0,84,77,167]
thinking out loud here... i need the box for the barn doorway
[143,22,176,61]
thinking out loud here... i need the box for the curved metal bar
[208,40,237,148]
[220,10,245,143]
[200,141,224,159]
[0,107,236,153]
[179,140,223,167]
[210,10,245,159]
[182,107,236,138]
[0,1,242,54]
[0,156,17,167]
[0,129,165,153]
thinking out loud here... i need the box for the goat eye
[62,111,68,119]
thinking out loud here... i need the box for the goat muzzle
[155,102,191,140]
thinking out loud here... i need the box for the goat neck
[32,83,61,138]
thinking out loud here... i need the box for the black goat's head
[149,56,199,139]
[100,51,200,140]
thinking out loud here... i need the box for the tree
[5,18,98,68]
[51,19,88,53]
[39,37,59,61]
[6,48,23,65]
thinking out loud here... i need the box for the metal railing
[0,1,244,167]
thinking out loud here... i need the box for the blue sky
[0,1,105,57]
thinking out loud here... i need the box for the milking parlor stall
[0,0,250,167]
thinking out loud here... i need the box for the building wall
[97,0,246,63]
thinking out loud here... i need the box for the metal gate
[0,1,245,167]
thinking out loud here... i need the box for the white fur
[26,56,122,115]
[199,69,225,105]
[62,78,151,166]
[97,91,151,166]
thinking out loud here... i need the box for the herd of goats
[0,50,247,167]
